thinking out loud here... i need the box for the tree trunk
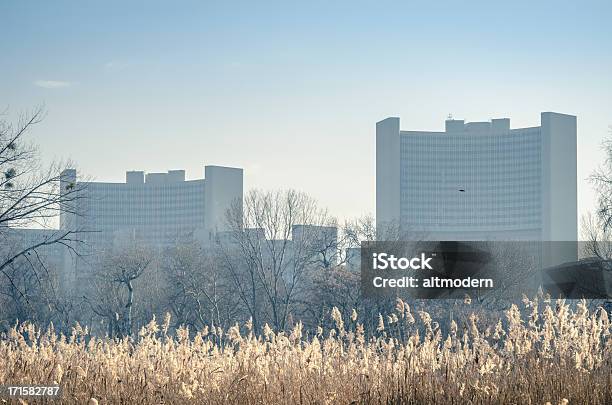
[125,281,134,336]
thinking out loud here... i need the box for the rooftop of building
[379,112,575,136]
[60,165,243,185]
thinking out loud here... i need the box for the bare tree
[303,265,360,330]
[220,189,334,331]
[586,129,612,312]
[590,129,612,235]
[581,212,612,260]
[342,215,378,247]
[164,240,238,330]
[84,271,124,337]
[86,245,155,337]
[0,245,79,331]
[0,107,87,319]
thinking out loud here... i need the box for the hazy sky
[1,1,611,223]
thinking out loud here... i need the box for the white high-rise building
[376,112,577,243]
[60,165,243,251]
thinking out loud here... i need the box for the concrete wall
[204,165,243,241]
[541,112,577,265]
[376,117,401,237]
[540,112,577,242]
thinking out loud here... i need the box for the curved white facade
[60,166,243,249]
[376,113,577,242]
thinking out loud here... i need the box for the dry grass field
[1,298,610,404]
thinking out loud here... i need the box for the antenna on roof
[447,113,453,120]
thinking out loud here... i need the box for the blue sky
[1,0,611,222]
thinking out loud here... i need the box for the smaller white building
[59,165,243,286]
[61,165,243,250]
